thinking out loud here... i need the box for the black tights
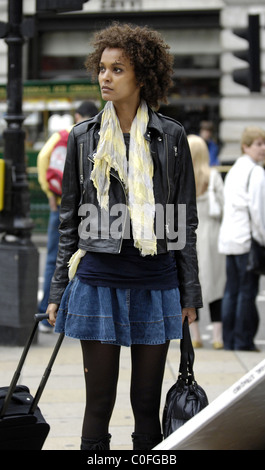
[80,340,169,440]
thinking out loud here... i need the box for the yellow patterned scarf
[91,100,157,256]
[68,100,157,280]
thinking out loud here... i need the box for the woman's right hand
[47,303,59,327]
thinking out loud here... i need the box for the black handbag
[162,317,208,439]
[246,167,265,276]
[247,236,265,275]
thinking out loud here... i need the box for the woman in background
[188,134,226,349]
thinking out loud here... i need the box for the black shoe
[81,433,111,450]
[131,432,162,450]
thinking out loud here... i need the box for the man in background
[199,120,220,166]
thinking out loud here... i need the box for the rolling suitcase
[0,314,64,450]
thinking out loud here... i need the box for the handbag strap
[178,317,195,383]
[246,165,255,192]
[246,165,255,235]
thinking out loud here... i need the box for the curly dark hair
[85,22,173,109]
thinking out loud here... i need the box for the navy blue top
[76,238,178,290]
[76,133,179,290]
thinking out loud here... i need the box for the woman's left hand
[182,307,197,324]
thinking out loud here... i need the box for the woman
[188,135,226,349]
[219,127,265,350]
[47,23,202,450]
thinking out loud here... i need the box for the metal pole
[0,0,39,346]
[0,0,34,237]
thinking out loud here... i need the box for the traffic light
[36,0,90,13]
[232,14,261,92]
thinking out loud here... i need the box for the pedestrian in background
[47,22,202,450]
[37,101,98,332]
[219,126,265,351]
[199,120,220,166]
[188,134,226,349]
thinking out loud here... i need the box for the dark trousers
[38,209,60,314]
[221,253,259,350]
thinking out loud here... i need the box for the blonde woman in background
[188,134,226,349]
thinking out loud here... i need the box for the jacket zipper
[110,172,128,253]
[79,143,84,185]
[165,134,170,205]
[78,142,85,207]
[87,154,128,252]
[165,134,172,249]
[79,141,85,201]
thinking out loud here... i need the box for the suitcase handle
[0,314,64,418]
[35,313,50,322]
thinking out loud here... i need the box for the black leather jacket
[49,108,202,309]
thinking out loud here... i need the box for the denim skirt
[55,277,182,346]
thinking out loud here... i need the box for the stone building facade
[0,0,264,161]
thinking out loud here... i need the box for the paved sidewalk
[1,330,264,451]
